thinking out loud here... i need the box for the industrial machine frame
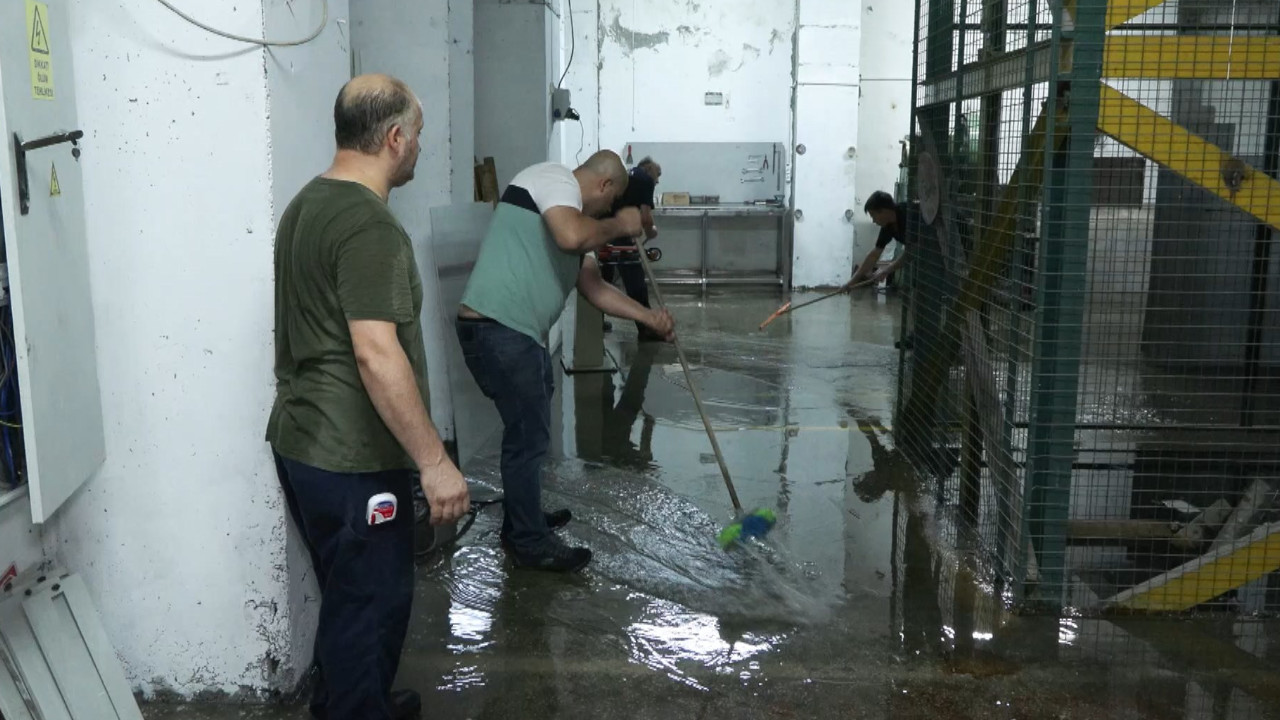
[894,0,1280,615]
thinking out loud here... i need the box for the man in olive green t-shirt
[266,74,465,720]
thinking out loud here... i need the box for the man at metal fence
[846,190,909,289]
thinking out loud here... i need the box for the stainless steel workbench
[650,204,792,292]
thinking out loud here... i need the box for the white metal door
[791,0,861,289]
[0,0,106,522]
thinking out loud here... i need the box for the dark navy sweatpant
[273,452,415,720]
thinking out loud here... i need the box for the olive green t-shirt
[266,177,429,473]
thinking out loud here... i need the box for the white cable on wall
[154,0,329,47]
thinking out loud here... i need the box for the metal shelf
[650,205,792,293]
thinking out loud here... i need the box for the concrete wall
[45,0,349,698]
[556,0,800,281]
[556,0,602,165]
[350,0,466,454]
[555,0,796,161]
[595,0,795,150]
[351,2,454,228]
[854,0,914,259]
[474,1,552,190]
[473,0,567,350]
[265,0,354,690]
[449,0,477,204]
[792,0,862,288]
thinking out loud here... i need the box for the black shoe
[512,541,593,572]
[499,509,573,547]
[391,690,422,720]
[546,508,573,530]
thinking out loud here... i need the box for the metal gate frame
[896,0,1280,612]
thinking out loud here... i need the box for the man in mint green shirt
[457,151,674,572]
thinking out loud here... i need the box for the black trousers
[599,243,651,321]
[274,452,415,720]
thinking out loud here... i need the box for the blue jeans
[273,452,415,720]
[456,319,555,555]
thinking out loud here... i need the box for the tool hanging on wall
[757,278,878,330]
[633,237,777,549]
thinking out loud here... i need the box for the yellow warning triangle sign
[49,163,60,196]
[30,5,50,55]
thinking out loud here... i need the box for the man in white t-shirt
[457,151,675,572]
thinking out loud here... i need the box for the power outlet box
[552,87,573,121]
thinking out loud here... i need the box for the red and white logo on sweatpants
[367,493,398,526]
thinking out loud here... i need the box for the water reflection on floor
[144,290,1280,719]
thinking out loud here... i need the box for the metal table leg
[700,210,709,298]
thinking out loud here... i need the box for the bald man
[457,151,674,572]
[268,74,464,719]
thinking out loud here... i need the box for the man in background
[847,190,909,289]
[457,151,674,573]
[267,74,469,720]
[601,158,663,339]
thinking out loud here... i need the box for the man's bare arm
[349,319,469,524]
[544,206,643,253]
[641,205,658,240]
[576,256,674,339]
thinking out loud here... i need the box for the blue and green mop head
[717,508,778,549]
[630,244,779,551]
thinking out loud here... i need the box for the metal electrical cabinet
[0,0,106,523]
[0,3,128,717]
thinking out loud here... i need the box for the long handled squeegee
[633,239,777,549]
[758,279,877,331]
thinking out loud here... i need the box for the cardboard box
[661,192,691,206]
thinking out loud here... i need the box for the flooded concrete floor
[144,289,1280,719]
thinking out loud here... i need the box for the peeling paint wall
[589,1,797,151]
[47,0,349,698]
[555,0,914,288]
